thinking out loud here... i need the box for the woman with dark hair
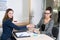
[1,8,31,40]
[36,7,54,37]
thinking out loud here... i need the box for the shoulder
[39,18,44,22]
[3,19,11,23]
[50,19,54,23]
[49,19,54,25]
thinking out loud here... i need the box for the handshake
[27,24,40,34]
[27,24,35,28]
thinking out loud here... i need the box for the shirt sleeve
[36,18,43,28]
[6,19,27,30]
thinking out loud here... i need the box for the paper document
[15,32,30,37]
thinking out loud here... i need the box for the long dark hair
[3,8,13,22]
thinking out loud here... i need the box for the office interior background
[0,0,60,40]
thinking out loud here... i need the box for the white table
[14,33,54,40]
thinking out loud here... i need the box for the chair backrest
[52,27,59,39]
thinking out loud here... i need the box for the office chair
[52,27,59,40]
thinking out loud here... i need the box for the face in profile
[44,10,51,18]
[8,11,14,18]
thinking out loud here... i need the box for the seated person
[1,8,33,40]
[36,7,54,37]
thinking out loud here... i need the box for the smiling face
[44,10,51,19]
[8,11,14,19]
[3,8,14,22]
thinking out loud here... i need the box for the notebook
[13,32,30,38]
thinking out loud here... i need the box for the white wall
[7,0,23,22]
[0,11,5,24]
[0,0,29,25]
[22,0,29,22]
[0,0,45,25]
[31,0,44,25]
[7,0,29,22]
[0,0,23,24]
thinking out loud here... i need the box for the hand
[33,29,40,34]
[27,24,35,28]
[26,24,35,32]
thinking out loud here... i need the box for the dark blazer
[1,19,27,40]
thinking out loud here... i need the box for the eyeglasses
[45,13,50,14]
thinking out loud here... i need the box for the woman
[36,7,54,37]
[1,8,31,40]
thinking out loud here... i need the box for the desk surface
[14,34,54,40]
